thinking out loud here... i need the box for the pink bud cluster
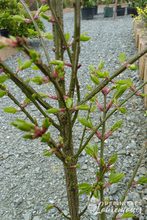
[95,130,113,140]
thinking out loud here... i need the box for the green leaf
[47,108,60,114]
[116,79,133,87]
[41,132,50,143]
[65,97,73,108]
[11,119,35,132]
[42,118,51,129]
[43,32,53,40]
[0,89,7,98]
[96,71,109,78]
[119,107,127,114]
[118,52,126,63]
[85,144,98,158]
[128,64,138,70]
[109,172,124,184]
[80,34,91,42]
[90,74,100,85]
[137,176,147,184]
[79,183,92,195]
[113,85,128,100]
[4,107,18,114]
[28,29,38,36]
[19,60,32,71]
[76,105,90,110]
[98,61,105,70]
[32,65,39,70]
[40,4,49,12]
[78,117,93,128]
[93,189,99,198]
[108,154,118,165]
[120,212,135,218]
[43,149,52,157]
[0,74,9,83]
[31,76,43,85]
[64,32,70,41]
[50,60,64,66]
[23,134,33,139]
[46,204,54,212]
[29,50,40,61]
[110,120,123,132]
[12,15,25,22]
[40,13,51,21]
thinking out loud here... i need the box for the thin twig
[53,204,71,219]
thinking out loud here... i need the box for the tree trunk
[64,164,80,220]
[49,1,80,219]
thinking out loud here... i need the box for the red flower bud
[48,95,58,100]
[42,76,49,83]
[34,14,39,20]
[96,100,104,112]
[104,131,112,140]
[102,87,110,95]
[33,126,47,139]
[64,62,72,68]
[52,70,58,78]
[106,100,113,111]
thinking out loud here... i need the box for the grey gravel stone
[109,185,118,195]
[32,216,41,220]
[23,212,33,220]
[81,164,88,170]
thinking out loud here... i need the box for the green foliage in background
[0,0,44,37]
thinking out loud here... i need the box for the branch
[53,204,71,219]
[69,0,81,100]
[79,103,92,148]
[0,84,35,123]
[20,0,67,108]
[48,137,66,162]
[47,0,73,63]
[78,48,147,105]
[112,142,147,220]
[74,82,146,159]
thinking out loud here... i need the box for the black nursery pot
[93,5,98,15]
[127,7,138,16]
[0,29,9,38]
[81,7,94,20]
[117,7,125,16]
[104,7,113,17]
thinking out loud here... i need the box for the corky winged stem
[99,93,107,220]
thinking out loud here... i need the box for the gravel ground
[0,12,147,220]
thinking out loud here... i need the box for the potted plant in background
[127,0,147,17]
[0,0,44,39]
[116,0,125,16]
[126,0,138,16]
[81,0,96,20]
[103,0,114,17]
